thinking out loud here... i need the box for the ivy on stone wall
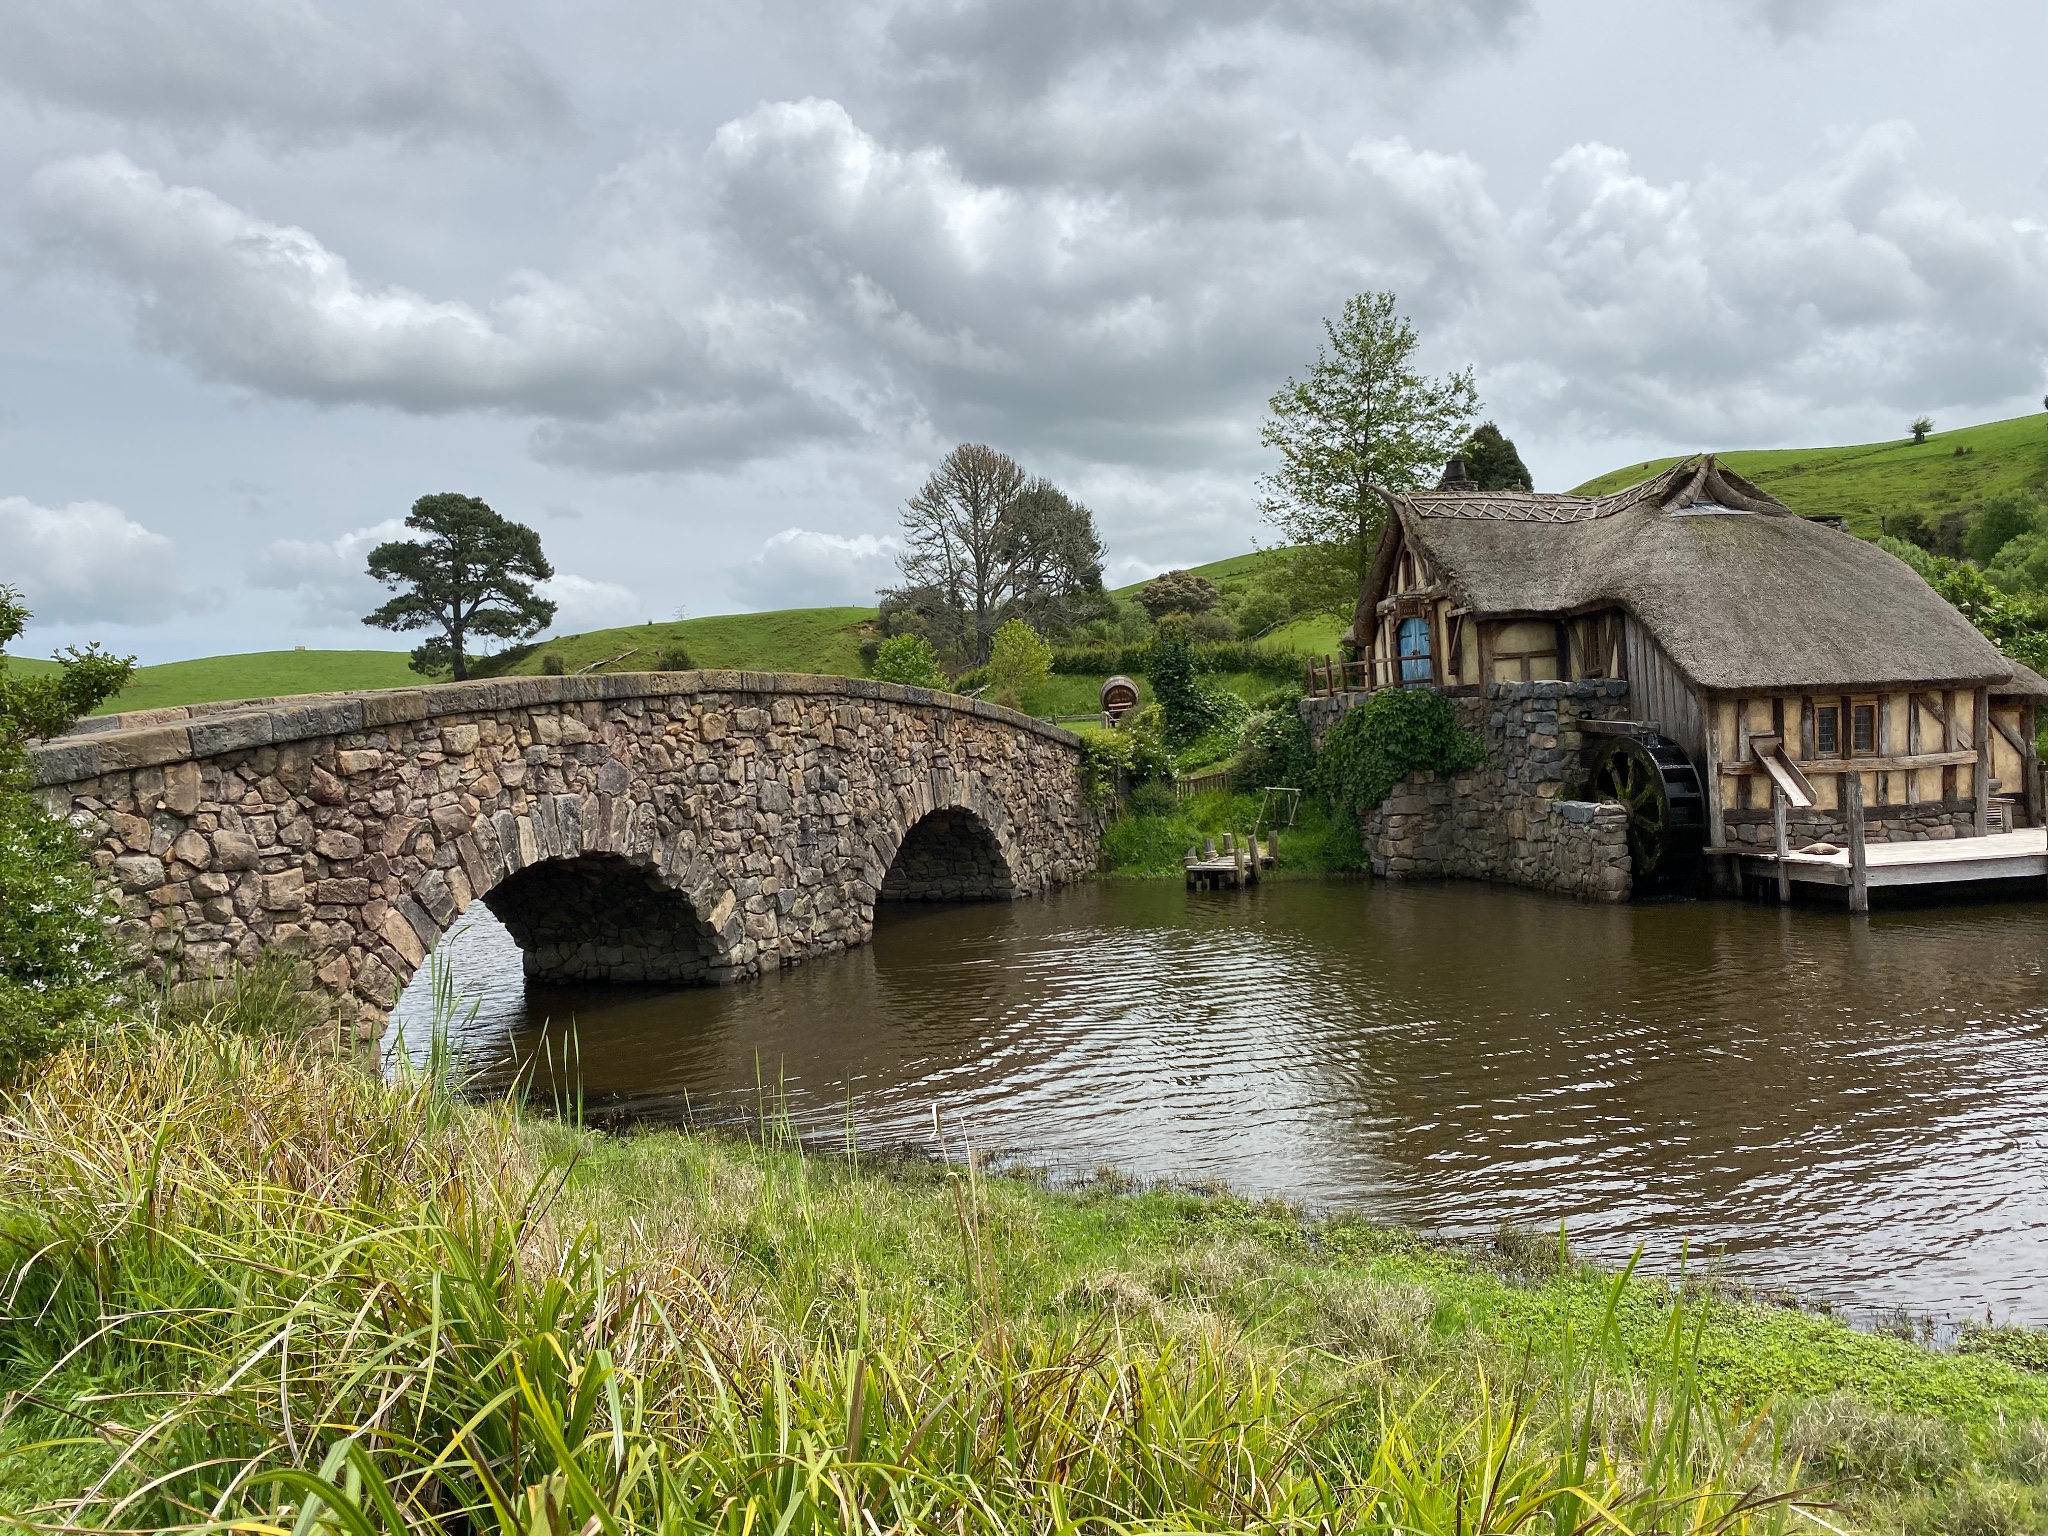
[1314,689,1485,815]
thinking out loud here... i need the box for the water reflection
[389,880,2048,1322]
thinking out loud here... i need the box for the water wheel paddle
[1583,733,1705,889]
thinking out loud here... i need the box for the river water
[390,879,2048,1325]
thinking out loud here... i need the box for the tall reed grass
[0,991,2032,1533]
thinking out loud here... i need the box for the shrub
[539,651,567,675]
[652,643,696,671]
[1236,704,1316,789]
[1136,569,1220,619]
[1230,585,1292,638]
[870,633,948,689]
[1146,625,1227,748]
[1315,689,1484,814]
[1966,494,2042,566]
[986,619,1052,701]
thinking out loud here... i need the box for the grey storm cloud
[26,104,2048,475]
[0,0,569,143]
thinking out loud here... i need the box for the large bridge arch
[29,671,1099,1038]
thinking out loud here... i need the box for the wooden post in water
[1772,783,1790,905]
[1846,769,1868,914]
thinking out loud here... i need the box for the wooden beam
[1906,691,1921,803]
[1773,784,1790,904]
[1847,769,1868,914]
[1718,749,1976,776]
[1756,745,1816,808]
[1942,689,1957,804]
[1974,688,1991,836]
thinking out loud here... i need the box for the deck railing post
[1772,784,1790,905]
[1846,770,1868,914]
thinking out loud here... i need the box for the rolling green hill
[0,650,422,715]
[1572,410,2048,534]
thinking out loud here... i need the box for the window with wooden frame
[1815,704,1840,757]
[1850,699,1878,756]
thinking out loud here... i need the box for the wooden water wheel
[1583,733,1706,888]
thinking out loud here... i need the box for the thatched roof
[1373,456,2036,695]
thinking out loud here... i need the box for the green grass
[2,981,2045,1533]
[1109,547,1286,599]
[1573,410,2048,536]
[3,648,423,714]
[487,605,879,680]
[1100,790,1364,876]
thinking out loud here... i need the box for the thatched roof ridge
[1384,456,2025,694]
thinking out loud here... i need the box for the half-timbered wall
[1702,686,2031,846]
[1369,533,1479,689]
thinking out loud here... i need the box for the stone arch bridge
[29,672,1099,1038]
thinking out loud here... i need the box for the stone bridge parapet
[29,671,1097,1037]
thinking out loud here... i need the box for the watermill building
[1321,455,2046,902]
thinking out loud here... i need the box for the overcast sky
[3,0,2045,662]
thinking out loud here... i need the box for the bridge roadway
[28,671,1099,1038]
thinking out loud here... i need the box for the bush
[986,619,1052,701]
[0,788,122,1084]
[1237,704,1316,790]
[1147,626,1226,748]
[1315,689,1484,814]
[539,651,567,675]
[870,633,948,689]
[1967,494,2043,567]
[652,643,696,671]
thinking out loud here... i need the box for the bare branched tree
[886,446,1105,663]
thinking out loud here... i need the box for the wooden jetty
[1738,825,2047,908]
[1185,832,1275,890]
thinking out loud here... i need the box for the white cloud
[538,573,644,633]
[729,527,903,610]
[0,496,213,625]
[251,518,641,635]
[0,0,568,143]
[248,517,408,627]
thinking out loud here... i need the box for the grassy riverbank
[3,973,2047,1533]
[1099,788,1366,876]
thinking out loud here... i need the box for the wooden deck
[1737,827,2047,894]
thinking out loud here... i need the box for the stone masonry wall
[29,672,1099,1037]
[1302,680,1636,901]
[878,808,1018,901]
[1719,802,1979,849]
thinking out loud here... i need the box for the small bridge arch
[31,671,1099,1036]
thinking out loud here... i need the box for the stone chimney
[1438,457,1476,490]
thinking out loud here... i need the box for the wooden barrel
[1099,674,1140,720]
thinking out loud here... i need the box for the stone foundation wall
[30,672,1099,1036]
[1304,681,1636,901]
[1719,802,1979,849]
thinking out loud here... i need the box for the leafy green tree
[1459,422,1533,491]
[1136,570,1221,620]
[1910,416,1934,444]
[870,633,948,689]
[986,619,1052,707]
[1259,292,1478,621]
[0,586,135,1081]
[363,494,556,681]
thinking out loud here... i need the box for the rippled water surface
[391,879,2048,1322]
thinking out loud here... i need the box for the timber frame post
[1772,784,1789,905]
[1972,688,1991,836]
[1846,769,1869,914]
